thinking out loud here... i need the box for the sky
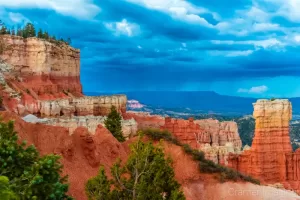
[0,0,300,98]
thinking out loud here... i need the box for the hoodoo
[228,99,300,193]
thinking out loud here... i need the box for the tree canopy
[85,135,185,200]
[0,20,71,45]
[0,120,73,199]
[104,106,125,142]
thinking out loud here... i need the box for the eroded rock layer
[228,99,300,194]
[160,117,242,165]
[0,35,82,95]
[34,115,138,139]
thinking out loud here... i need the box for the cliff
[23,114,138,140]
[160,117,242,165]
[0,35,82,96]
[2,111,299,200]
[0,35,127,116]
[228,99,300,194]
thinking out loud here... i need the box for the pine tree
[0,120,73,199]
[23,23,36,38]
[85,167,110,200]
[67,37,71,45]
[0,176,18,200]
[11,27,15,36]
[0,26,7,35]
[104,106,125,142]
[16,26,22,37]
[37,29,43,38]
[43,31,49,40]
[85,135,186,200]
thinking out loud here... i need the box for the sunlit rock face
[227,99,300,194]
[0,35,82,96]
[160,117,242,165]
[23,114,138,140]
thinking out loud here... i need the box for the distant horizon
[83,90,300,99]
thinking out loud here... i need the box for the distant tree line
[0,19,71,46]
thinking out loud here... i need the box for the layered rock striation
[160,117,242,165]
[0,35,127,116]
[0,35,82,96]
[228,99,300,194]
[26,115,138,139]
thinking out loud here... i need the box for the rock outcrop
[36,95,127,117]
[3,111,299,200]
[29,115,138,139]
[0,35,127,116]
[123,111,165,129]
[0,35,82,96]
[160,117,242,165]
[228,99,300,194]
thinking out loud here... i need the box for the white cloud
[105,19,140,37]
[263,0,300,22]
[252,23,280,32]
[238,85,269,94]
[226,50,254,57]
[8,12,29,23]
[137,45,142,49]
[294,35,300,42]
[208,50,253,57]
[211,38,285,50]
[126,0,214,27]
[0,0,100,19]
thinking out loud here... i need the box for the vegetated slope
[1,111,300,200]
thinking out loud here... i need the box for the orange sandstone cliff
[2,111,300,200]
[0,35,127,116]
[228,99,300,194]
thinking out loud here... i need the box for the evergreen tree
[37,29,43,38]
[0,120,73,199]
[0,176,18,200]
[16,26,22,37]
[0,26,7,35]
[104,106,125,142]
[85,167,110,200]
[43,31,49,40]
[85,136,185,200]
[23,23,36,38]
[67,37,71,45]
[11,27,15,36]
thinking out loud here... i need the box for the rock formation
[123,111,165,129]
[0,35,82,96]
[160,117,242,165]
[228,99,300,194]
[24,115,138,139]
[0,35,127,116]
[3,111,299,200]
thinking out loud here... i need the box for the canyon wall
[160,117,242,165]
[24,115,138,139]
[0,35,127,116]
[0,35,82,96]
[228,99,300,194]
